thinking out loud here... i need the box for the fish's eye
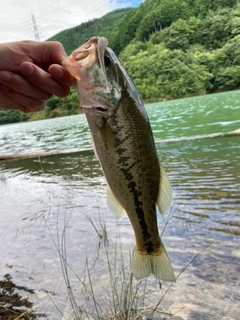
[104,56,111,67]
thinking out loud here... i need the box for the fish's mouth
[96,106,108,112]
[61,38,98,80]
[61,36,110,88]
[62,37,121,111]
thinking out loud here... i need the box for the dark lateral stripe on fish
[127,179,153,244]
[115,134,130,145]
[120,168,133,181]
[118,155,131,166]
[116,147,128,155]
[116,133,155,251]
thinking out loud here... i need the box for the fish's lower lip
[96,107,108,112]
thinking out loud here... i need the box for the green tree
[165,19,191,51]
[194,0,237,18]
[195,48,236,91]
[214,66,240,89]
[136,0,191,41]
[111,7,145,54]
[222,35,240,65]
[188,16,203,44]
[48,8,132,54]
[199,9,232,48]
[0,110,21,124]
[119,41,148,61]
[63,88,80,114]
[46,96,61,111]
[121,47,210,100]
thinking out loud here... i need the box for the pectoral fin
[107,185,126,218]
[156,163,172,216]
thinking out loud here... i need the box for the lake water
[0,90,240,319]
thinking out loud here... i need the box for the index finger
[20,62,70,98]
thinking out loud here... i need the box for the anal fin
[157,163,172,216]
[107,185,126,218]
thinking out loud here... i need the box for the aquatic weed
[48,203,212,320]
[0,173,7,183]
[48,208,168,319]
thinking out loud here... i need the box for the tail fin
[131,242,176,282]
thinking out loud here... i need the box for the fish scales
[86,91,161,253]
[62,36,175,282]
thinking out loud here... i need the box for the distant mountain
[3,0,240,125]
[47,0,240,102]
[47,8,132,54]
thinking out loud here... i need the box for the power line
[0,1,124,43]
[31,13,40,41]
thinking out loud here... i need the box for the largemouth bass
[62,37,175,282]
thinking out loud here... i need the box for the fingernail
[0,71,11,82]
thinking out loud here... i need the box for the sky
[0,0,144,44]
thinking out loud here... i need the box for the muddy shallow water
[0,91,240,319]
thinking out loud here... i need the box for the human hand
[0,41,74,113]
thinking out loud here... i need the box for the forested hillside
[50,0,240,102]
[2,0,240,123]
[48,8,132,54]
[112,0,240,100]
